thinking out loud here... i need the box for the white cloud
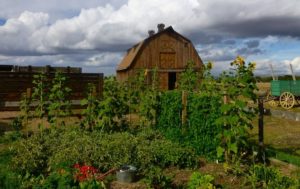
[0,0,204,55]
[0,0,127,21]
[84,53,123,67]
[0,0,300,75]
[198,45,236,62]
[0,55,10,61]
[0,11,49,54]
[0,52,122,75]
[284,57,300,75]
[253,57,300,76]
[1,0,300,56]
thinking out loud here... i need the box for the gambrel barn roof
[117,26,193,71]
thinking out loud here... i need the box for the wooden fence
[0,72,103,111]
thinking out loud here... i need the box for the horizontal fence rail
[0,72,103,111]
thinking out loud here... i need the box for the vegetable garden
[0,56,299,188]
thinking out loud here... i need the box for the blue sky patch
[0,19,6,25]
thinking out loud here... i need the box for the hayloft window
[159,52,175,69]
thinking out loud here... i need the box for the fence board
[0,72,103,111]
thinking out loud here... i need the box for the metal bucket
[116,165,137,183]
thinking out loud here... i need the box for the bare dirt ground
[0,110,82,134]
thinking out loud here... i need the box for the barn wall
[116,71,129,82]
[116,30,203,90]
[131,32,202,71]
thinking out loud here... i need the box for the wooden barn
[116,24,203,90]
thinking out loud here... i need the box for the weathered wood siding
[0,72,103,111]
[132,32,202,70]
[117,30,203,90]
[117,24,203,90]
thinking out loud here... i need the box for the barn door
[168,72,176,90]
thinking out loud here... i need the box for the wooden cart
[266,80,300,109]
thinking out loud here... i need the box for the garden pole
[181,90,188,129]
[257,95,265,162]
[26,88,31,137]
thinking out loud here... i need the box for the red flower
[73,163,99,182]
[73,163,80,169]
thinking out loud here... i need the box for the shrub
[247,164,299,188]
[157,90,222,159]
[11,127,198,187]
[157,91,182,133]
[47,72,72,126]
[188,172,216,189]
[0,149,22,189]
[11,134,50,176]
[80,77,129,132]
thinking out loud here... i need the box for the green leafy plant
[11,127,197,188]
[215,56,257,168]
[81,77,129,132]
[47,72,72,126]
[247,164,299,188]
[40,169,77,189]
[32,72,49,119]
[80,83,100,131]
[97,76,128,132]
[188,172,216,189]
[157,61,222,159]
[10,117,23,132]
[137,68,160,127]
[178,60,200,92]
[157,90,223,159]
[0,148,22,189]
[143,166,173,189]
[19,91,32,132]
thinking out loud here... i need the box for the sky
[0,0,300,76]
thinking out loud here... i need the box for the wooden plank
[0,72,103,110]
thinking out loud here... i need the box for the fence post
[98,73,103,99]
[223,93,228,104]
[223,92,228,162]
[25,87,32,137]
[28,65,32,72]
[182,90,188,127]
[26,88,31,99]
[257,95,265,162]
[46,65,51,73]
[92,86,97,97]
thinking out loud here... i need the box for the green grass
[251,115,300,150]
[0,142,22,189]
[251,115,300,166]
[266,148,300,167]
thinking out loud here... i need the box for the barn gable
[117,24,203,90]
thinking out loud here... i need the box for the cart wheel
[266,92,278,107]
[279,92,295,109]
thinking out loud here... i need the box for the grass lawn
[251,115,300,166]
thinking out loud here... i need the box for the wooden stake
[26,88,31,98]
[223,95,228,104]
[182,90,188,126]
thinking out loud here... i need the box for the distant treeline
[255,75,300,82]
